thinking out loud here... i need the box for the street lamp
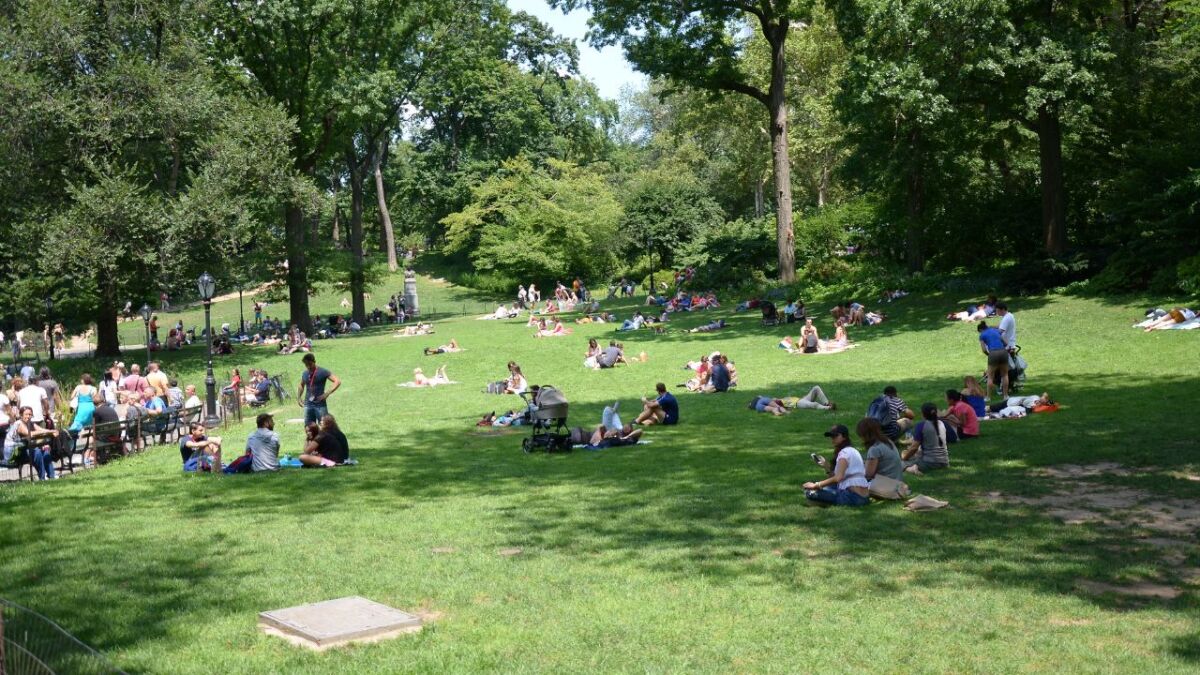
[140,303,152,366]
[44,295,55,360]
[196,272,221,428]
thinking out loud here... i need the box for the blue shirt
[979,327,1006,351]
[145,396,166,414]
[710,364,730,392]
[657,392,679,425]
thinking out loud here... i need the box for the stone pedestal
[403,269,419,316]
[258,596,422,651]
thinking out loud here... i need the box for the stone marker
[259,596,421,651]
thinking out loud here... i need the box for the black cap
[823,424,850,438]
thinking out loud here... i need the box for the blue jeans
[304,402,328,426]
[33,447,56,480]
[805,487,869,507]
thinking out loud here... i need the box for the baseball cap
[823,424,850,438]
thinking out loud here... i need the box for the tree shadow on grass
[2,372,1197,663]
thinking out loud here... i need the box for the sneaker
[827,402,837,411]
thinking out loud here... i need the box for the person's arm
[319,374,341,401]
[980,338,989,355]
[296,376,306,407]
[865,457,879,480]
[804,457,848,490]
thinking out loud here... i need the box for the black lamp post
[44,295,54,360]
[238,284,245,337]
[139,303,152,366]
[197,272,221,428]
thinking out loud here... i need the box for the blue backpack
[867,395,895,426]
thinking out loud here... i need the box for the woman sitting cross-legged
[857,417,904,482]
[803,424,870,507]
[534,319,570,338]
[902,403,950,475]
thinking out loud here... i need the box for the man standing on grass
[297,353,340,426]
[997,302,1017,351]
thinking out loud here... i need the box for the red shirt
[950,401,980,437]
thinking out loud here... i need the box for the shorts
[318,457,337,467]
[987,349,1009,367]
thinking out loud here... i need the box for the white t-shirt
[184,395,202,409]
[1183,308,1197,321]
[836,446,870,490]
[0,393,10,425]
[998,313,1017,346]
[17,386,48,423]
[1007,395,1040,408]
[20,365,35,381]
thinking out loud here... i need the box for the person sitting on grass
[635,383,679,425]
[179,423,223,472]
[902,403,950,475]
[618,311,646,331]
[583,339,602,369]
[803,424,870,507]
[534,318,570,338]
[941,389,979,440]
[858,417,904,482]
[748,395,791,416]
[689,318,727,333]
[247,413,280,472]
[405,366,451,387]
[704,355,732,393]
[961,375,988,418]
[505,365,528,394]
[880,386,915,438]
[596,342,626,369]
[425,338,461,355]
[298,419,348,467]
[799,318,820,353]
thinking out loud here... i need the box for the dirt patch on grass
[1031,462,1134,479]
[497,547,523,557]
[430,546,456,554]
[1075,580,1183,600]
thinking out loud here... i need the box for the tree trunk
[373,141,398,271]
[753,178,765,218]
[1038,105,1068,256]
[817,162,830,208]
[766,27,796,283]
[906,128,925,272]
[331,173,342,245]
[346,152,367,325]
[284,203,313,334]
[95,283,121,357]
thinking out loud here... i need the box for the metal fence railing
[1,598,126,674]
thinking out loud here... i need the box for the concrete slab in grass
[259,596,422,651]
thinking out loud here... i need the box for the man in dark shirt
[297,353,340,425]
[708,358,731,392]
[635,383,680,425]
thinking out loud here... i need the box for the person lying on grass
[425,338,461,355]
[803,424,870,507]
[394,323,434,337]
[618,311,646,331]
[180,423,223,472]
[477,410,524,427]
[902,403,950,475]
[1141,307,1196,331]
[985,392,1053,414]
[748,396,790,416]
[778,385,836,411]
[688,318,727,333]
[635,383,679,425]
[403,366,451,387]
[947,295,998,321]
[582,423,644,449]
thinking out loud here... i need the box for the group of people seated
[532,318,571,337]
[575,311,614,324]
[584,340,627,369]
[780,317,855,354]
[273,326,312,354]
[679,352,737,392]
[831,301,885,326]
[179,411,350,473]
[1135,307,1198,331]
[645,290,720,312]
[572,383,680,449]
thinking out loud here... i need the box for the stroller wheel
[522,437,533,453]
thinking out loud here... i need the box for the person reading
[635,383,679,425]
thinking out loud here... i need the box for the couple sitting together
[680,353,736,392]
[832,302,885,326]
[781,318,854,354]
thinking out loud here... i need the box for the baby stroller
[760,301,779,326]
[519,386,572,453]
[988,345,1028,392]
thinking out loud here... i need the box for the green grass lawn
[2,277,1199,673]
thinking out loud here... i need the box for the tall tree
[558,0,816,282]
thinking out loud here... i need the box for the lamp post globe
[196,272,221,428]
[44,295,55,360]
